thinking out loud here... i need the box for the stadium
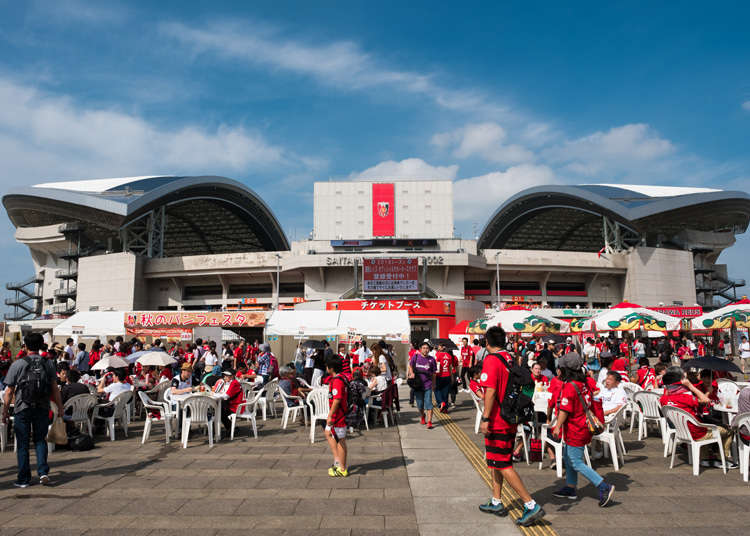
[3,176,750,343]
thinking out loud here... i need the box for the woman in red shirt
[551,353,615,507]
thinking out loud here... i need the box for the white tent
[266,310,410,338]
[265,311,341,336]
[52,311,126,338]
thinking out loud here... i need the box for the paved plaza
[0,387,748,536]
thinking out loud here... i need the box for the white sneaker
[39,474,50,486]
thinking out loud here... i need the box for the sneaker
[426,421,434,429]
[597,482,615,507]
[552,486,577,499]
[420,416,426,425]
[478,499,508,517]
[700,460,713,468]
[13,481,30,488]
[39,475,50,486]
[515,504,545,526]
[512,453,522,462]
[714,459,739,470]
[327,466,338,477]
[334,467,349,477]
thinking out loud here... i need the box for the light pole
[494,251,501,309]
[274,253,281,310]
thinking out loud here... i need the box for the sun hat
[558,351,584,370]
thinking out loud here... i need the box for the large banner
[124,311,266,328]
[362,258,419,293]
[372,183,395,237]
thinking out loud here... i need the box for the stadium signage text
[124,311,266,328]
[325,255,444,266]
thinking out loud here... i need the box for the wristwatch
[481,416,490,423]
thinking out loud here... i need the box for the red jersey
[350,351,360,367]
[479,351,516,432]
[636,366,656,389]
[435,351,455,378]
[532,374,550,386]
[619,342,630,356]
[548,376,564,411]
[611,357,628,372]
[339,353,352,378]
[460,345,475,368]
[223,379,245,413]
[558,380,595,447]
[469,379,483,397]
[660,386,706,441]
[328,375,348,427]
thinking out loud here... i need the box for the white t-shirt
[103,382,131,400]
[369,375,388,393]
[633,341,645,356]
[583,343,597,361]
[379,355,392,381]
[598,385,628,413]
[356,346,373,362]
[304,348,315,368]
[740,341,750,358]
[597,367,609,388]
[204,352,219,367]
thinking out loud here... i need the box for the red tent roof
[449,320,472,335]
[611,301,643,309]
[730,297,750,306]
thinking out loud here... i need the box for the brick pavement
[0,409,418,536]
[441,391,750,536]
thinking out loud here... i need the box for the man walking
[478,326,545,526]
[2,333,63,488]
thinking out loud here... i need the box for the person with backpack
[478,326,545,527]
[2,333,63,488]
[324,355,349,477]
[551,352,616,507]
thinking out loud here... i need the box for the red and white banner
[362,258,419,293]
[372,183,395,237]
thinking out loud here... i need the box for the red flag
[372,183,395,237]
[597,246,606,258]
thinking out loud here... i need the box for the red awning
[449,320,472,335]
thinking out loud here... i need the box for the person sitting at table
[171,363,197,395]
[468,365,484,399]
[537,356,554,380]
[367,365,387,394]
[158,365,173,382]
[531,362,549,387]
[633,357,656,389]
[60,369,90,404]
[660,366,737,469]
[598,371,628,418]
[214,368,244,434]
[97,369,131,401]
[654,363,667,387]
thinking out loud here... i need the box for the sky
[0,1,749,303]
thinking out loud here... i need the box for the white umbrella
[90,355,129,371]
[483,306,571,334]
[579,302,681,332]
[689,297,750,330]
[136,351,177,367]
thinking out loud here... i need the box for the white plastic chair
[633,391,668,443]
[538,419,564,478]
[63,393,97,436]
[469,390,483,434]
[731,412,750,482]
[278,384,308,429]
[138,391,175,445]
[258,379,279,420]
[0,403,7,452]
[230,389,263,440]
[591,405,626,471]
[181,395,220,448]
[93,390,133,441]
[366,390,392,428]
[516,425,530,465]
[297,377,313,390]
[622,383,641,433]
[662,405,726,476]
[307,388,331,443]
[717,381,740,401]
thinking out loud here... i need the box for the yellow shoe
[328,466,337,477]
[335,467,348,477]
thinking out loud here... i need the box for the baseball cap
[558,351,583,370]
[222,368,235,376]
[180,363,193,371]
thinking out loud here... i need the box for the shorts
[484,427,517,470]
[414,388,433,411]
[325,425,347,440]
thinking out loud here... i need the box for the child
[468,365,484,399]
[325,355,349,477]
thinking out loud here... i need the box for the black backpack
[490,352,535,425]
[17,355,51,408]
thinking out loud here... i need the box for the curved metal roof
[3,176,290,253]
[478,184,750,251]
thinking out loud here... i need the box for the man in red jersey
[434,342,455,413]
[478,327,545,526]
[459,337,475,392]
[337,343,352,379]
[325,356,349,477]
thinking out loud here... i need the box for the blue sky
[0,1,748,300]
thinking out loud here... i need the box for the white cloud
[0,78,290,182]
[453,165,556,220]
[743,100,750,111]
[159,21,507,117]
[348,158,458,181]
[544,123,674,177]
[431,122,534,165]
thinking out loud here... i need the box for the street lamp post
[495,251,501,309]
[274,254,281,310]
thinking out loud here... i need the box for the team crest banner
[372,183,395,237]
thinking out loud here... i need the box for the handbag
[570,383,605,435]
[46,416,68,445]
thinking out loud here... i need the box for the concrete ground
[442,388,750,536]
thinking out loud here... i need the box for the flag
[597,246,607,259]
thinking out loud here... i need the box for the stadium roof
[478,184,750,252]
[3,176,290,255]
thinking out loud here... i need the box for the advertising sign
[124,311,266,328]
[362,258,419,293]
[126,328,193,341]
[372,183,395,237]
[327,299,454,316]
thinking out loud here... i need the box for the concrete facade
[623,247,697,305]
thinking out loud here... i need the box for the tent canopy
[266,310,410,338]
[52,311,126,337]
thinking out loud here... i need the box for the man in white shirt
[598,371,628,418]
[740,336,750,375]
[97,369,132,400]
[64,338,76,363]
[355,340,373,365]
